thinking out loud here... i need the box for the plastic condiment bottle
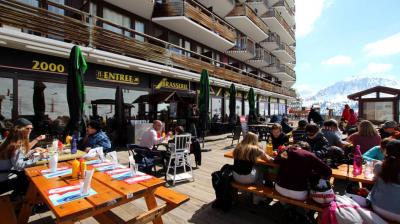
[80,159,87,178]
[72,159,80,179]
[266,143,273,156]
[353,145,363,176]
[71,134,77,154]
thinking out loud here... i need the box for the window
[168,32,182,54]
[236,99,242,116]
[244,101,249,116]
[135,20,145,42]
[103,7,131,36]
[0,78,13,119]
[48,0,65,15]
[17,0,39,7]
[184,40,191,56]
[211,97,222,118]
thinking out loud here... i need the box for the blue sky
[294,0,400,97]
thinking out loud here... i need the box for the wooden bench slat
[232,182,325,212]
[0,195,17,224]
[154,186,190,207]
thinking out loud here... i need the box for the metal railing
[0,0,296,97]
[229,36,255,55]
[227,4,269,34]
[278,64,296,79]
[274,0,295,16]
[277,43,295,59]
[264,9,295,40]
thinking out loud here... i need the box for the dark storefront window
[0,78,13,119]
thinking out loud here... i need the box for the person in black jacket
[270,123,289,150]
[281,116,293,134]
[307,107,324,127]
[305,124,329,160]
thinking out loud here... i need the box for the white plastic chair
[166,134,194,185]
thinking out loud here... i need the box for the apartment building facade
[0,0,296,122]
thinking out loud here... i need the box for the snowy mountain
[299,77,400,115]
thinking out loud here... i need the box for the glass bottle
[353,145,363,176]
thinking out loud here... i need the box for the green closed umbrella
[198,69,210,147]
[66,46,87,136]
[228,83,236,125]
[248,88,257,124]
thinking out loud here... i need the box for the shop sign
[95,70,140,85]
[154,78,188,90]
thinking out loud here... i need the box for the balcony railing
[274,0,294,16]
[228,4,269,34]
[277,43,295,59]
[264,9,295,40]
[153,0,236,43]
[229,36,255,54]
[253,47,271,63]
[278,64,296,79]
[0,0,296,97]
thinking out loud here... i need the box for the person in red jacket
[341,104,351,122]
[348,109,358,126]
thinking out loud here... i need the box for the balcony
[260,32,280,51]
[225,4,269,42]
[152,0,236,52]
[226,36,256,61]
[246,0,269,16]
[262,9,295,45]
[273,64,296,81]
[272,43,295,62]
[105,0,154,19]
[0,0,296,98]
[197,0,235,18]
[273,0,295,26]
[247,46,272,68]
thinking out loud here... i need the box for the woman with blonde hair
[347,120,381,154]
[232,132,272,185]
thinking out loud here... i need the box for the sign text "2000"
[32,60,65,73]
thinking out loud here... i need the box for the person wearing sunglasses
[305,124,329,160]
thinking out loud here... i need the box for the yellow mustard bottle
[266,143,274,156]
[71,159,80,179]
[80,159,87,178]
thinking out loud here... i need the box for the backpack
[211,164,234,212]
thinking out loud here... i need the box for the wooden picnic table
[18,160,188,224]
[224,150,374,185]
[34,150,86,165]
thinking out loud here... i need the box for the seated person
[14,118,46,150]
[347,120,381,154]
[280,117,293,134]
[305,124,329,160]
[0,126,47,194]
[139,120,170,149]
[321,119,348,148]
[292,119,308,143]
[369,140,400,222]
[81,120,112,153]
[233,132,272,185]
[270,123,289,150]
[379,121,399,139]
[363,138,391,162]
[274,144,332,201]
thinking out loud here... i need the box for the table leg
[18,182,38,224]
[145,190,163,224]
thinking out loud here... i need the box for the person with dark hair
[274,144,332,201]
[270,123,289,150]
[348,109,358,126]
[280,117,293,134]
[321,119,347,148]
[379,121,399,139]
[307,107,324,127]
[341,104,351,122]
[81,120,111,153]
[369,140,400,221]
[305,124,329,159]
[292,120,308,143]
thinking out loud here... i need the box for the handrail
[274,0,294,16]
[227,4,269,34]
[229,36,255,55]
[0,0,296,97]
[264,9,295,40]
[277,43,295,59]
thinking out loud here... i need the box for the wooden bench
[154,186,190,213]
[231,182,324,223]
[0,195,17,224]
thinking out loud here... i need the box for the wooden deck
[27,137,287,224]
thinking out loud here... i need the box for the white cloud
[363,32,400,57]
[321,55,353,65]
[296,0,331,37]
[361,63,393,74]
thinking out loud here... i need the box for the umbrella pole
[201,129,211,152]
